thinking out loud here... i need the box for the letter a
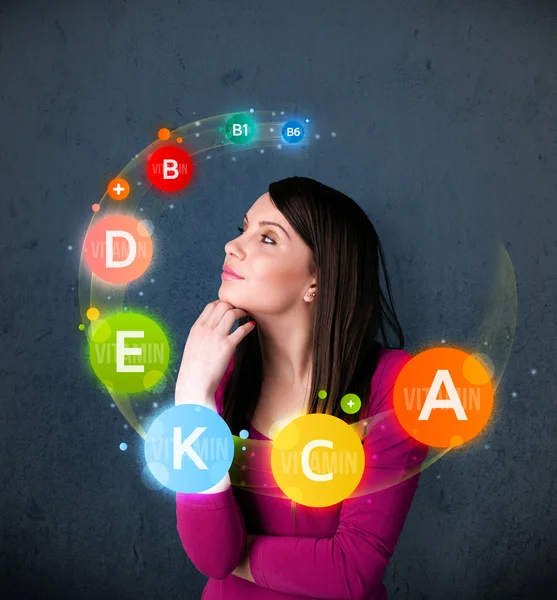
[418,369,468,421]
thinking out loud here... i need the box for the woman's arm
[233,430,428,600]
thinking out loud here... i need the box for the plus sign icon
[107,177,130,201]
[146,145,194,193]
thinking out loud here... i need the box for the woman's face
[220,192,315,317]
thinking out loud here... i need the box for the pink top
[176,347,429,600]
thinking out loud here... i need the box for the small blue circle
[119,443,128,451]
[144,404,234,493]
[242,446,246,451]
[282,121,305,144]
[239,429,249,439]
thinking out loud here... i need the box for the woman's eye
[235,226,275,244]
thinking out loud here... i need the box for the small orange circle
[107,178,130,201]
[92,203,100,212]
[176,137,182,143]
[158,128,171,140]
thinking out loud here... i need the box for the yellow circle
[87,307,100,321]
[271,414,365,508]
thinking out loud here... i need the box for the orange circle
[83,215,153,284]
[158,128,171,140]
[393,347,494,449]
[107,178,130,201]
[92,203,100,212]
[176,137,182,143]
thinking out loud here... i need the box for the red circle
[146,146,194,193]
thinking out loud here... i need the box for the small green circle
[225,113,256,144]
[78,324,85,331]
[340,393,361,414]
[318,389,328,400]
[89,312,170,394]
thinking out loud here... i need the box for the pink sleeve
[175,354,246,580]
[249,350,429,600]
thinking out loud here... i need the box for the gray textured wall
[1,0,556,598]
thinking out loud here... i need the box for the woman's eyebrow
[244,213,290,239]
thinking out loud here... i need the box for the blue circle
[120,443,128,451]
[239,429,249,439]
[282,121,305,144]
[144,404,234,493]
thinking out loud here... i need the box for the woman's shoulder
[367,346,414,417]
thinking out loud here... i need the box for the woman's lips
[221,271,244,281]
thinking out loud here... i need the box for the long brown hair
[221,176,405,435]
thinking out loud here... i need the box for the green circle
[340,393,361,414]
[89,312,170,394]
[225,114,256,144]
[318,389,328,400]
[78,324,85,331]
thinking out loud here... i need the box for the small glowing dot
[269,127,274,132]
[271,111,276,116]
[318,390,327,399]
[242,446,246,451]
[78,324,85,331]
[139,291,144,297]
[71,287,74,291]
[263,482,267,486]
[92,203,100,212]
[139,416,143,420]
[139,207,144,212]
[277,144,282,149]
[280,111,284,115]
[153,402,158,408]
[366,498,371,504]
[195,132,200,137]
[249,108,254,113]
[331,132,336,137]
[68,245,73,251]
[239,429,249,439]
[372,454,377,460]
[260,149,265,154]
[530,368,537,375]
[441,339,446,344]
[107,296,111,300]
[305,118,310,123]
[484,341,488,345]
[158,128,171,140]
[195,121,200,126]
[484,444,490,449]
[123,307,128,311]
[250,452,255,457]
[315,134,320,139]
[511,391,517,398]
[123,424,128,429]
[119,442,128,451]
[232,156,236,161]
[110,403,115,408]
[86,307,100,321]
[169,203,174,209]
[176,137,182,143]
[150,278,155,283]
[137,181,143,186]
[436,474,441,479]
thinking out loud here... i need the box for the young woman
[175,176,429,599]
